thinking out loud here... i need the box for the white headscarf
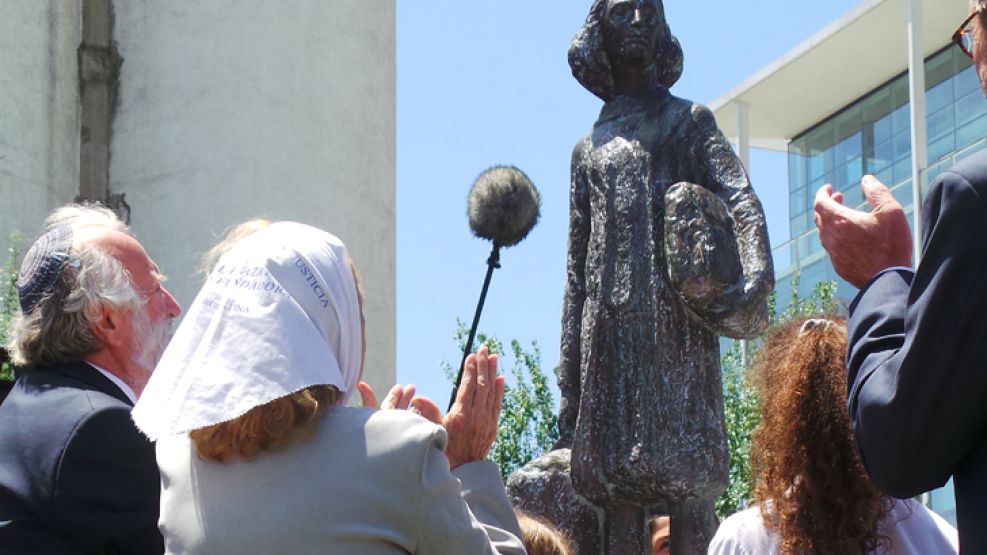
[132,222,363,441]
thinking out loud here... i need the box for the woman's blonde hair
[516,512,574,555]
[190,385,342,462]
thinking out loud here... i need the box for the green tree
[714,277,838,519]
[715,339,760,518]
[0,234,21,381]
[442,320,559,482]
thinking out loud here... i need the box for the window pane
[953,63,979,99]
[868,139,893,173]
[926,81,955,125]
[788,139,807,192]
[891,103,911,135]
[891,180,914,209]
[957,112,987,150]
[925,50,955,114]
[790,186,807,215]
[805,124,835,180]
[891,78,912,133]
[927,105,954,141]
[871,113,893,145]
[874,165,894,186]
[893,131,911,161]
[835,133,862,166]
[955,87,987,128]
[835,157,862,191]
[928,133,955,164]
[791,213,808,237]
[833,106,863,165]
[893,156,913,185]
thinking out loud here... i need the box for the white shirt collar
[86,362,138,405]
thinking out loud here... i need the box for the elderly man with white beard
[0,204,180,553]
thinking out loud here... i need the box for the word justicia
[292,255,331,309]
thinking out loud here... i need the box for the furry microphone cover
[467,166,541,247]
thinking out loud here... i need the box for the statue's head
[569,0,683,101]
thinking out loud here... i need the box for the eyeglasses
[954,6,986,60]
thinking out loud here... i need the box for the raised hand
[813,175,913,288]
[358,381,417,410]
[442,346,505,470]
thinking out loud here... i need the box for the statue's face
[602,0,662,67]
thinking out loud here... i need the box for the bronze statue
[512,1,774,553]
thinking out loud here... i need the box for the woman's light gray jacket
[156,407,526,554]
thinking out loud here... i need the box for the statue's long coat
[560,88,773,507]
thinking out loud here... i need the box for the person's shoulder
[17,363,130,406]
[660,94,717,135]
[4,365,133,439]
[714,506,763,537]
[331,407,447,453]
[947,149,987,184]
[709,507,772,555]
[880,498,959,553]
[935,150,987,200]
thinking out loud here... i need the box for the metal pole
[907,0,927,264]
[734,100,751,170]
[448,244,501,411]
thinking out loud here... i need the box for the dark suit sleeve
[52,406,164,554]
[846,171,987,497]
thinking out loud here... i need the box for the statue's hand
[664,182,744,318]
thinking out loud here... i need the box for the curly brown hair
[749,317,891,554]
[190,385,341,462]
[515,512,574,555]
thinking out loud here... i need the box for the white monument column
[0,1,80,253]
[907,0,928,264]
[110,1,397,392]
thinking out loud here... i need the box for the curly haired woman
[708,317,957,554]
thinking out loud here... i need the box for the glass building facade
[775,45,987,311]
[772,44,987,524]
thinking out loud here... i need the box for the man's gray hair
[974,0,987,12]
[7,204,141,367]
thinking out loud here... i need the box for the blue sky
[395,0,861,404]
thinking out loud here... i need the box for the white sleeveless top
[709,498,958,554]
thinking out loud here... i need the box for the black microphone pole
[448,164,539,412]
[448,243,501,411]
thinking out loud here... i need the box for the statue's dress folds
[561,87,773,508]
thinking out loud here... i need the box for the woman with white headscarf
[132,221,525,554]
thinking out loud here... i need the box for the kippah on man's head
[17,225,76,315]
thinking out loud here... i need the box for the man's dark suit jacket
[847,149,987,553]
[0,361,163,553]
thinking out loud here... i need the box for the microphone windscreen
[468,166,540,247]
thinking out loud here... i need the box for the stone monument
[509,1,773,553]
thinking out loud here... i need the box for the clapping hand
[813,175,913,288]
[442,346,505,470]
[357,346,505,470]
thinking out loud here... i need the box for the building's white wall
[111,1,396,392]
[0,1,80,256]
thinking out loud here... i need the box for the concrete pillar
[907,0,928,263]
[734,100,751,170]
[0,1,81,254]
[78,0,123,211]
[110,0,397,392]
